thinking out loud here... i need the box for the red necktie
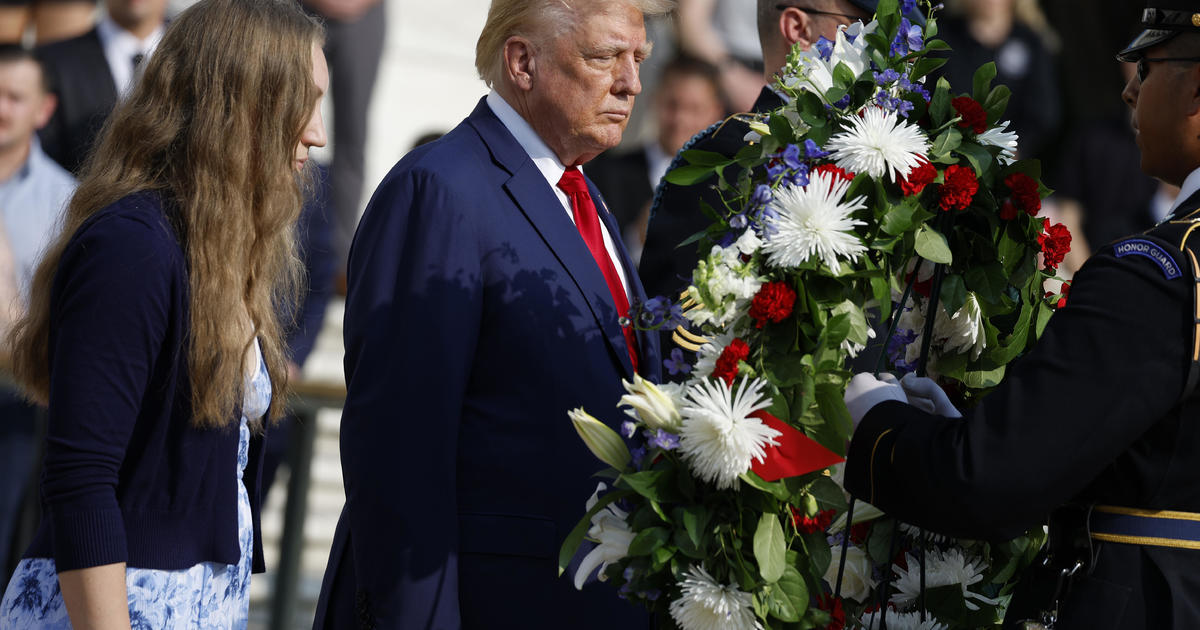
[557,167,639,373]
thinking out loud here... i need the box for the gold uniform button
[1193,12,1200,27]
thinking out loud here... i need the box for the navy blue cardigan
[24,191,267,574]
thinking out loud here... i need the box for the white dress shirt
[1169,166,1200,221]
[485,90,633,301]
[96,16,165,97]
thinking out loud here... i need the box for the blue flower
[900,0,916,14]
[621,421,638,438]
[804,139,830,159]
[664,348,692,376]
[630,445,647,469]
[729,213,748,229]
[887,327,920,374]
[873,68,901,85]
[815,36,834,61]
[890,18,924,57]
[646,428,681,451]
[895,98,915,118]
[767,159,788,180]
[751,183,773,209]
[782,143,805,170]
[833,94,852,109]
[786,162,811,187]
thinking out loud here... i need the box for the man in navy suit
[313,1,671,628]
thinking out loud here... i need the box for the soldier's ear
[779,7,816,50]
[503,36,537,92]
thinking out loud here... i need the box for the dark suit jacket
[638,87,783,302]
[846,191,1200,629]
[585,146,653,236]
[37,29,118,175]
[313,98,660,630]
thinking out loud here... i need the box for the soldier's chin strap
[1178,221,1200,400]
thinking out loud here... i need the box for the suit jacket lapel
[593,184,660,381]
[468,99,636,379]
[83,30,119,107]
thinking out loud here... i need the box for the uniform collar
[1169,165,1200,220]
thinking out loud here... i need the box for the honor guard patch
[1114,238,1182,279]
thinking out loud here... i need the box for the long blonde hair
[10,0,324,428]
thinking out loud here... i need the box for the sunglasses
[1136,56,1200,82]
[773,4,864,21]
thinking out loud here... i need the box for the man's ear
[502,36,537,92]
[34,92,55,130]
[780,7,816,51]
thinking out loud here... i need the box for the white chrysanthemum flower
[763,170,867,274]
[822,543,876,603]
[890,548,999,612]
[574,483,635,589]
[668,565,762,630]
[678,378,778,489]
[826,107,929,182]
[938,293,986,360]
[898,521,950,545]
[841,325,877,359]
[978,120,1019,164]
[865,611,949,630]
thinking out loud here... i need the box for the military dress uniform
[846,190,1200,628]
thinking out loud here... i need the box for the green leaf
[680,149,732,168]
[833,62,857,90]
[769,112,796,144]
[681,506,708,549]
[929,77,952,126]
[626,526,670,556]
[619,470,667,501]
[832,300,870,346]
[766,565,809,622]
[938,274,967,316]
[972,61,997,103]
[989,302,1033,364]
[740,470,793,501]
[664,164,716,186]
[865,518,896,564]
[557,489,632,575]
[923,38,950,52]
[915,225,953,264]
[929,126,963,159]
[910,56,948,81]
[754,513,787,583]
[964,262,1007,304]
[984,84,1012,124]
[957,141,994,179]
[1036,300,1054,337]
[814,383,852,441]
[881,202,919,236]
[963,362,1006,388]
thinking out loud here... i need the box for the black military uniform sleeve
[845,229,1193,541]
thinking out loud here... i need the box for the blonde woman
[0,0,326,627]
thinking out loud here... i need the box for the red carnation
[749,281,797,328]
[999,199,1018,220]
[1045,281,1071,309]
[812,163,856,186]
[952,96,987,134]
[1038,218,1072,271]
[1005,172,1042,216]
[848,521,871,545]
[817,594,846,630]
[898,158,937,196]
[713,338,750,385]
[789,506,835,534]
[938,164,979,211]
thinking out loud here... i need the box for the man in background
[0,45,75,578]
[586,54,727,263]
[36,0,168,174]
[639,0,921,303]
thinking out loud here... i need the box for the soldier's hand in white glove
[844,372,906,428]
[899,373,963,418]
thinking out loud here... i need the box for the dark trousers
[0,393,39,581]
[323,0,386,271]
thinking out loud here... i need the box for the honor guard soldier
[842,2,1200,628]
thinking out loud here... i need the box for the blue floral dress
[0,340,271,630]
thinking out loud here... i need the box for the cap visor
[1117,28,1177,61]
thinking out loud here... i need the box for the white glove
[844,372,906,428]
[900,373,963,418]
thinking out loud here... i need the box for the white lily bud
[569,408,632,471]
[619,374,683,433]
